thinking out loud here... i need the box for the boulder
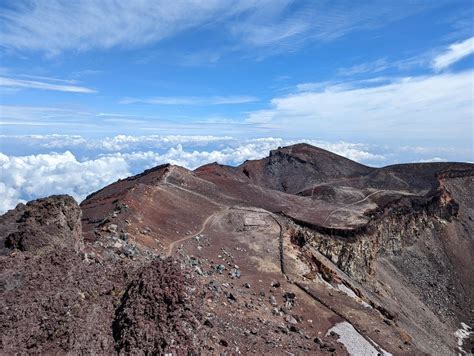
[1,195,83,253]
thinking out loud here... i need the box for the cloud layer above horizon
[0,135,380,213]
[1,134,468,214]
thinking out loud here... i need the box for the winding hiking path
[163,165,235,256]
[322,190,385,225]
[165,208,227,257]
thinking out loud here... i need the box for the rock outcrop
[1,195,83,253]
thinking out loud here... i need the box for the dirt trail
[165,208,227,257]
[163,166,231,207]
[308,176,367,197]
[163,166,230,256]
[322,190,385,225]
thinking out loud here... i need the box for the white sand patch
[326,321,392,356]
[455,322,472,355]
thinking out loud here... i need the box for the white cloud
[2,71,473,148]
[0,182,22,214]
[0,137,384,213]
[0,1,257,55]
[0,134,385,162]
[337,59,390,76]
[248,71,474,142]
[18,134,89,149]
[335,38,474,78]
[336,54,430,77]
[0,76,96,93]
[0,151,130,212]
[433,37,474,71]
[228,2,441,57]
[0,1,445,56]
[230,14,310,48]
[96,135,235,151]
[1,134,235,152]
[399,145,457,154]
[16,74,78,84]
[120,96,258,105]
[295,77,392,92]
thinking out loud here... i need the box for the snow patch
[326,321,392,356]
[455,322,472,356]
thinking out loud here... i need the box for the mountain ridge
[1,143,473,355]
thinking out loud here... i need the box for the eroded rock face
[289,182,472,310]
[113,258,203,354]
[1,195,83,253]
[286,175,473,353]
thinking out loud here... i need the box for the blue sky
[0,1,473,211]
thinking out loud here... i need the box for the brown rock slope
[1,143,473,355]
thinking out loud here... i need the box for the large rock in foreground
[0,195,83,253]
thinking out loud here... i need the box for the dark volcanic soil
[1,143,473,355]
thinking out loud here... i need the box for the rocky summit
[1,143,473,355]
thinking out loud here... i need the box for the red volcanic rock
[238,143,374,193]
[2,144,474,355]
[113,258,203,354]
[1,195,83,253]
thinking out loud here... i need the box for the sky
[0,0,473,212]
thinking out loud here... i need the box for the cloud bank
[0,151,129,213]
[247,70,473,143]
[0,136,384,213]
